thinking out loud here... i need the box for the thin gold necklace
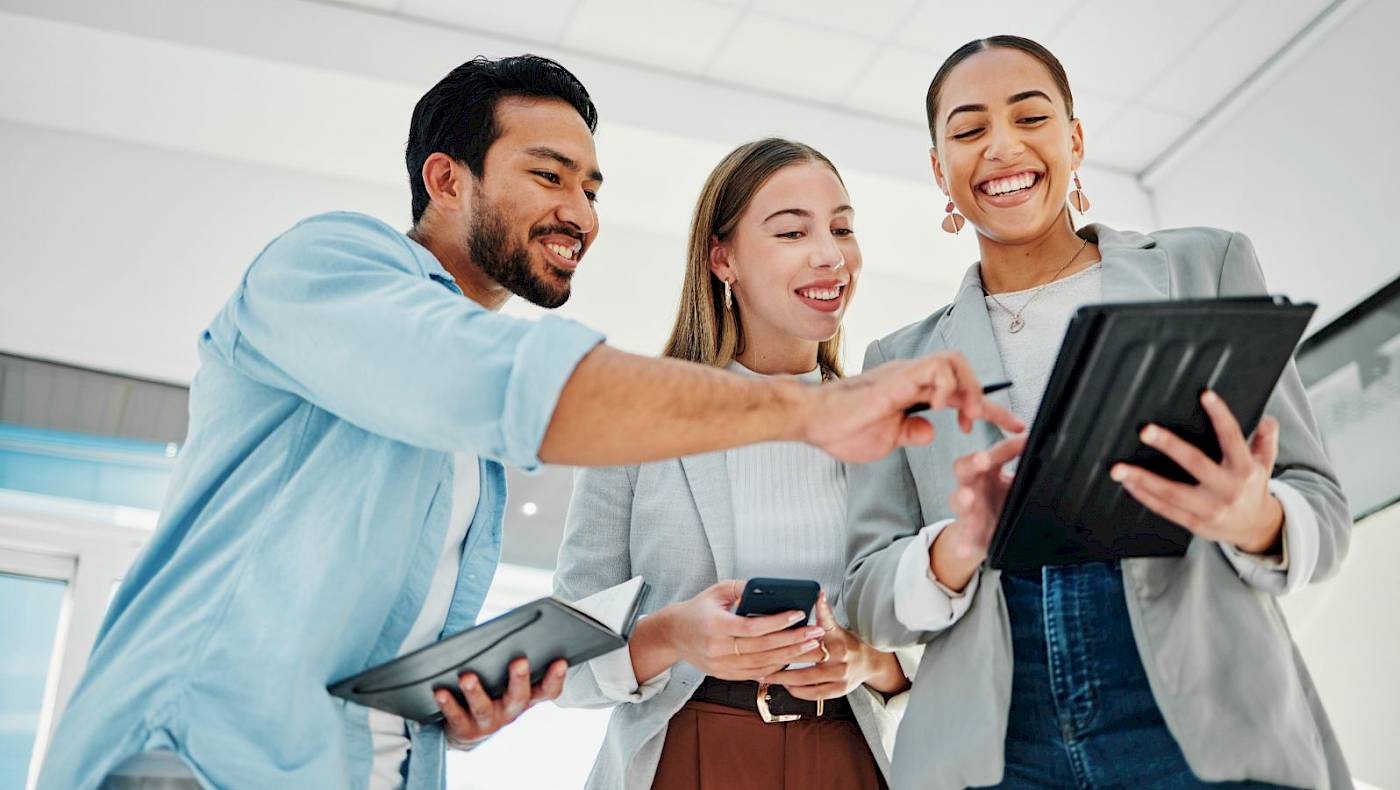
[983,238,1091,334]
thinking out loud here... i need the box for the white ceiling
[329,0,1334,173]
[0,0,1351,388]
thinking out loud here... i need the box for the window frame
[0,498,151,789]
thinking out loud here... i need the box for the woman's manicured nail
[1110,465,1127,482]
[1140,425,1158,444]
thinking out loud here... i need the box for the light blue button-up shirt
[37,212,605,790]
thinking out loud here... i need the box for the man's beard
[467,198,573,309]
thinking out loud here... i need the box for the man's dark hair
[406,54,598,224]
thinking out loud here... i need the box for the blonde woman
[552,138,1000,789]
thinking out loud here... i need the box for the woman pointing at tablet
[842,36,1352,790]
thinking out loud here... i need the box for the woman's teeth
[546,242,578,260]
[980,172,1038,196]
[797,287,841,301]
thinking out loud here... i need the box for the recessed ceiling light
[521,502,538,517]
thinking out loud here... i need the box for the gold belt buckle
[756,682,822,723]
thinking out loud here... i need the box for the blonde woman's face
[717,162,861,345]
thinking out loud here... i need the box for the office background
[0,1,1396,787]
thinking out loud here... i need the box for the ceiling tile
[894,0,1082,60]
[1140,0,1332,117]
[1072,88,1130,135]
[843,46,944,126]
[1087,106,1194,172]
[400,0,579,44]
[1050,0,1236,103]
[707,14,880,103]
[750,0,920,41]
[560,0,741,75]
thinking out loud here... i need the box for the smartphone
[734,577,821,630]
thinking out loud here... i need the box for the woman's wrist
[629,605,681,684]
[1235,494,1285,555]
[930,523,981,593]
[859,644,910,695]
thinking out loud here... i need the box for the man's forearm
[539,346,808,466]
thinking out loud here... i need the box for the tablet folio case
[988,296,1315,572]
[329,591,646,724]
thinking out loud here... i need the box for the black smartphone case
[735,577,821,628]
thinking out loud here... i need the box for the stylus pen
[902,381,1012,416]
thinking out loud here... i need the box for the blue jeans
[992,562,1292,789]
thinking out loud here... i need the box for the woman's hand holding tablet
[1110,389,1285,556]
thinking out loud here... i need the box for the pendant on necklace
[1008,316,1025,333]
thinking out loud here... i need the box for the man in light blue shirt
[37,56,1017,790]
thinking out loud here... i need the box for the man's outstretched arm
[540,344,1023,466]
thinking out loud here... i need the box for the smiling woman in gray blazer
[843,37,1352,790]
[553,138,985,789]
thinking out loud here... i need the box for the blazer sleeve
[1215,231,1352,591]
[843,338,949,650]
[552,464,669,708]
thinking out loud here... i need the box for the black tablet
[987,296,1315,572]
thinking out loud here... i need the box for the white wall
[1281,505,1400,789]
[1145,0,1398,328]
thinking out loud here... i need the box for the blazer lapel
[936,264,1014,445]
[679,452,736,580]
[1090,224,1171,303]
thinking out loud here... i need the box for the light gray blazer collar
[937,223,1169,374]
[679,452,735,580]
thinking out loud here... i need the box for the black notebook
[329,576,649,723]
[987,296,1316,572]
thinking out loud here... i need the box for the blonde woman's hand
[762,593,908,701]
[658,580,827,682]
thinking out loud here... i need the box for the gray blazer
[554,451,918,790]
[843,224,1353,790]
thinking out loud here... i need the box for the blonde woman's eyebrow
[762,208,812,223]
[763,205,853,224]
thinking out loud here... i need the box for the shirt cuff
[588,643,670,703]
[893,519,980,633]
[1219,479,1319,595]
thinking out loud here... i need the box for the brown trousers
[651,700,887,790]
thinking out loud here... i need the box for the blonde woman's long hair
[662,138,847,380]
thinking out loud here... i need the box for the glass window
[0,571,67,788]
[1297,274,1400,519]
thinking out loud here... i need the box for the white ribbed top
[725,362,849,601]
[983,262,1103,429]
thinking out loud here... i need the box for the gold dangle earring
[941,198,965,235]
[723,278,734,311]
[1069,171,1091,214]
